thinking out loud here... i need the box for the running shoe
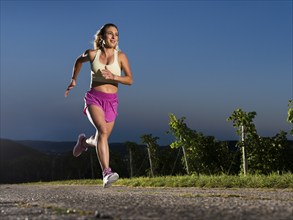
[103,167,119,188]
[73,133,87,157]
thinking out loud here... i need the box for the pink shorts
[83,88,118,122]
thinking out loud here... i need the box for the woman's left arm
[115,52,133,85]
[101,52,133,85]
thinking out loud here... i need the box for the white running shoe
[103,168,119,188]
[73,133,87,157]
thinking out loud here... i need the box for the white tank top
[90,49,121,83]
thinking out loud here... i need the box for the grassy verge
[31,173,293,189]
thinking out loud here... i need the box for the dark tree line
[1,105,293,183]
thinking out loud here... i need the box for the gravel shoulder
[0,184,293,220]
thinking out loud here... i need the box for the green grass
[31,173,293,189]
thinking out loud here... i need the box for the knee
[98,126,110,138]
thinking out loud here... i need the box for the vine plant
[288,100,293,135]
[227,108,258,175]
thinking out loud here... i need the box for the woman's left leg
[85,105,115,171]
[84,105,118,187]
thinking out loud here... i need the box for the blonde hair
[93,23,120,51]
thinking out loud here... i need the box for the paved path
[0,184,292,220]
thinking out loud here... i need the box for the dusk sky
[1,0,292,145]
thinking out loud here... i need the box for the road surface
[0,184,292,219]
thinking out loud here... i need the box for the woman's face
[104,26,119,49]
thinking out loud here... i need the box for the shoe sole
[103,173,119,188]
[73,134,86,157]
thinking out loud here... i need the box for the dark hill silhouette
[0,139,146,183]
[16,140,75,154]
[0,139,49,160]
[16,140,145,156]
[0,139,51,183]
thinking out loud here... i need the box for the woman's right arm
[64,50,92,97]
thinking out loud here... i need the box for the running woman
[65,23,133,188]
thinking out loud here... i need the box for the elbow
[126,77,133,86]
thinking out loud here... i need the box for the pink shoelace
[103,168,113,177]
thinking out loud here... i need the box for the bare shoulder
[82,49,98,61]
[76,49,97,63]
[118,51,129,61]
[85,49,96,57]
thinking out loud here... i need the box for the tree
[287,100,293,135]
[227,108,257,175]
[140,134,159,177]
[248,131,288,174]
[167,114,191,174]
[168,113,234,175]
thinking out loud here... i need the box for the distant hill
[0,139,146,183]
[0,139,52,183]
[15,140,146,156]
[0,139,49,160]
[16,140,75,154]
[4,139,293,156]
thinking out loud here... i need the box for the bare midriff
[91,81,118,94]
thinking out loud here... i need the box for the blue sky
[1,0,292,145]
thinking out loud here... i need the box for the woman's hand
[64,79,76,97]
[101,66,115,80]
